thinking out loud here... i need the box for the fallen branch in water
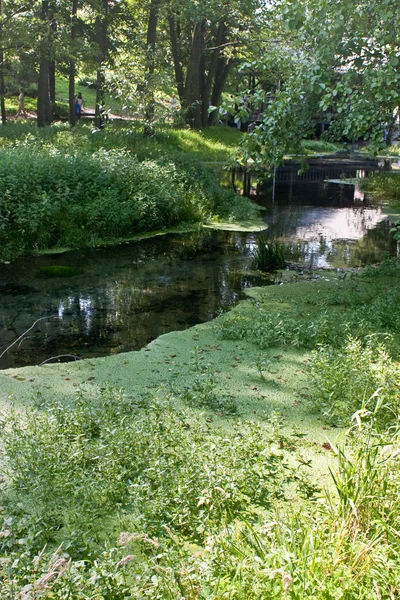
[40,354,82,366]
[0,316,60,359]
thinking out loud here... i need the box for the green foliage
[178,369,238,415]
[0,123,251,257]
[0,387,295,563]
[363,255,400,278]
[4,408,400,598]
[251,235,286,271]
[217,268,400,353]
[2,264,400,596]
[137,408,400,599]
[233,0,400,168]
[217,301,340,350]
[309,335,400,426]
[365,173,400,205]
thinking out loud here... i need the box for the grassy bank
[0,122,260,258]
[0,119,344,259]
[1,258,400,597]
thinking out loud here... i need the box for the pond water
[260,179,395,268]
[0,159,396,369]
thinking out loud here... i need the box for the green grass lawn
[54,76,129,115]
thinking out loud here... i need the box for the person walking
[17,89,27,118]
[75,92,84,119]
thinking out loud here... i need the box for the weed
[0,386,296,566]
[254,354,278,382]
[251,234,286,271]
[309,334,400,426]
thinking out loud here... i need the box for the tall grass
[309,334,400,426]
[251,234,286,271]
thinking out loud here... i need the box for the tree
[235,0,400,168]
[299,0,400,146]
[0,0,42,124]
[167,0,261,128]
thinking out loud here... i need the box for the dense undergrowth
[1,259,400,597]
[365,172,400,204]
[0,122,255,258]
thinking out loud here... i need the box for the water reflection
[0,231,266,368]
[0,164,396,368]
[259,179,394,268]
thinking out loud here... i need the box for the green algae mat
[1,260,400,598]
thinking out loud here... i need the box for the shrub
[0,146,243,257]
[0,122,257,257]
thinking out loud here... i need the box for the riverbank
[0,121,346,259]
[1,258,400,597]
[0,125,261,259]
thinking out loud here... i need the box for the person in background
[17,88,27,118]
[75,92,84,119]
[170,94,177,112]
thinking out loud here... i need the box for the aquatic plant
[251,234,286,271]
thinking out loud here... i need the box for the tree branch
[207,40,240,51]
[0,316,60,359]
[1,0,40,26]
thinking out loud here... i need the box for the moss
[39,265,80,277]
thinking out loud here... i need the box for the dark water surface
[0,161,396,369]
[0,231,266,369]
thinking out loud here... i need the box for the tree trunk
[37,59,52,127]
[146,0,159,75]
[49,59,56,116]
[184,20,205,128]
[0,0,5,124]
[0,53,5,125]
[144,0,160,125]
[201,20,226,127]
[208,58,233,126]
[169,16,235,129]
[69,0,78,125]
[168,16,185,105]
[95,0,108,129]
[37,0,52,127]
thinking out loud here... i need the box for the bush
[0,146,242,257]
